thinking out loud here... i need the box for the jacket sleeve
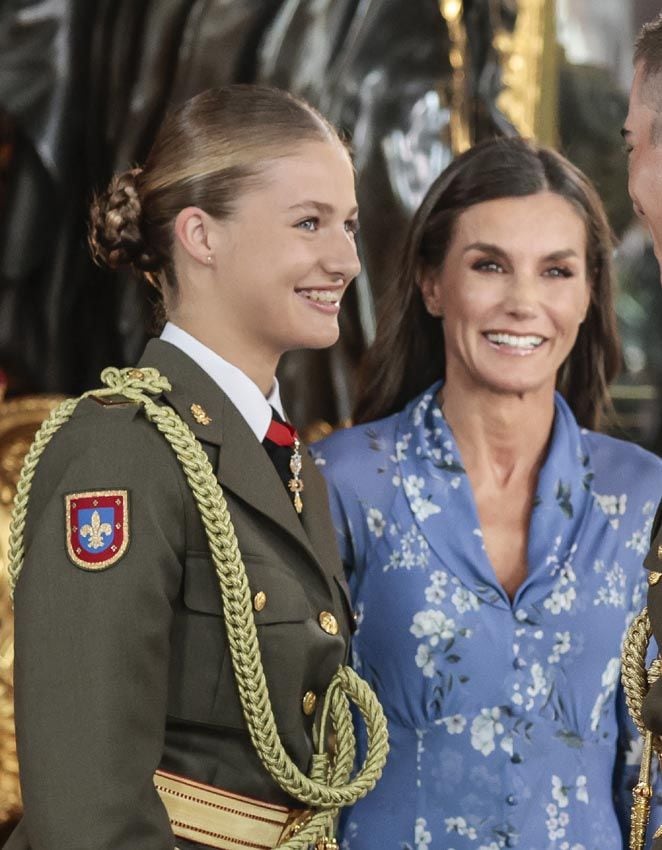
[12,411,185,850]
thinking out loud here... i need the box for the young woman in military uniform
[5,86,387,850]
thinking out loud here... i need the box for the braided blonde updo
[88,85,345,294]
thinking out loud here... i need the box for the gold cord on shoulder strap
[6,366,389,849]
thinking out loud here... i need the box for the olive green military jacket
[7,339,353,850]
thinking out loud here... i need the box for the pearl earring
[206,255,213,265]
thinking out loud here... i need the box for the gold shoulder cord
[622,608,662,849]
[7,367,389,850]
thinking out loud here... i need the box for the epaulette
[90,393,141,408]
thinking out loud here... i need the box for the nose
[322,227,361,283]
[502,272,538,318]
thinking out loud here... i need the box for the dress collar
[396,382,595,609]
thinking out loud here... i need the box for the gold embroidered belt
[154,769,312,849]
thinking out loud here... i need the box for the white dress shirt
[160,322,285,443]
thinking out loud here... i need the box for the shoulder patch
[65,490,129,570]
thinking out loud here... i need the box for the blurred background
[0,0,660,836]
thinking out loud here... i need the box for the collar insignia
[190,403,212,425]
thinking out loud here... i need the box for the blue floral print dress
[313,382,662,850]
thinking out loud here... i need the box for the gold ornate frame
[0,395,64,823]
[439,0,557,152]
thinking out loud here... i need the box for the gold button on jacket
[253,590,267,611]
[302,691,317,715]
[318,611,339,636]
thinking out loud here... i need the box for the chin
[301,326,341,351]
[478,371,552,398]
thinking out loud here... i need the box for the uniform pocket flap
[250,565,313,625]
[183,553,312,624]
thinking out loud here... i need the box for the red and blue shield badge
[65,490,129,570]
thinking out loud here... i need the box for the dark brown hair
[88,85,343,294]
[354,136,620,431]
[634,13,662,140]
[635,13,662,79]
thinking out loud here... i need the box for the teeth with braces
[486,332,544,349]
[298,290,340,303]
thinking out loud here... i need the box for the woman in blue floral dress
[314,137,662,850]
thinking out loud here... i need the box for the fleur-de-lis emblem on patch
[80,510,112,549]
[66,491,129,570]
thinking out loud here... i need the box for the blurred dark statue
[0,0,515,428]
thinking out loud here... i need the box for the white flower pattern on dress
[445,817,477,840]
[543,540,578,615]
[383,524,430,572]
[414,817,431,850]
[593,492,627,529]
[548,631,571,664]
[424,570,448,603]
[314,382,662,850]
[592,560,626,608]
[590,657,621,732]
[626,499,656,555]
[366,507,386,538]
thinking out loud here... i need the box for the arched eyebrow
[544,249,580,262]
[288,201,359,217]
[463,242,579,262]
[462,241,508,258]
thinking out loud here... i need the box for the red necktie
[264,416,298,447]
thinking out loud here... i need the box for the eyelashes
[545,266,573,279]
[295,217,360,235]
[472,259,504,273]
[471,259,574,278]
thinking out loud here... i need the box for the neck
[168,315,278,396]
[440,379,555,488]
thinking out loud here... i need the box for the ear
[173,207,214,266]
[417,267,444,318]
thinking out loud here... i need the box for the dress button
[302,691,317,715]
[253,591,267,612]
[506,794,517,806]
[318,611,339,635]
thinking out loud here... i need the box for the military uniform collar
[159,322,284,442]
[138,338,335,577]
[139,338,227,446]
